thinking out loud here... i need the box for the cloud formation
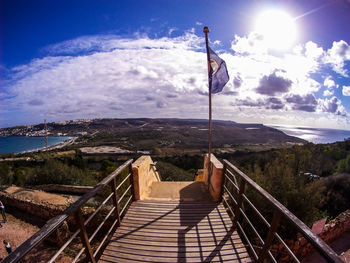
[324,40,350,76]
[1,31,349,129]
[256,70,292,95]
[286,94,317,112]
[319,97,346,116]
[343,86,350,96]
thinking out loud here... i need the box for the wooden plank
[100,251,251,263]
[99,256,250,263]
[129,202,224,208]
[123,211,231,222]
[129,201,224,208]
[103,246,248,258]
[115,228,233,238]
[125,207,228,215]
[106,236,244,248]
[114,229,243,242]
[111,230,241,246]
[124,208,229,215]
[122,214,231,221]
[118,222,233,231]
[122,216,232,224]
[107,241,245,252]
[136,200,221,206]
[121,219,233,227]
[98,201,252,263]
[112,232,242,243]
[125,207,226,214]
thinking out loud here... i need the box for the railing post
[257,210,282,263]
[233,179,246,228]
[129,162,135,201]
[110,177,121,227]
[75,208,96,263]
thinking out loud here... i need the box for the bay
[270,125,350,144]
[0,136,71,154]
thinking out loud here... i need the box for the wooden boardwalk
[99,201,251,263]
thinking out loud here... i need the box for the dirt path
[0,213,39,260]
[0,213,71,262]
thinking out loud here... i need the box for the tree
[337,154,350,173]
[322,173,350,217]
[0,162,11,185]
[13,168,26,187]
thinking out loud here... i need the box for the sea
[269,125,350,144]
[0,136,71,154]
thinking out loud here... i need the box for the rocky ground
[302,230,350,262]
[0,213,39,260]
[0,213,71,262]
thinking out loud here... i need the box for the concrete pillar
[132,156,160,200]
[203,154,224,202]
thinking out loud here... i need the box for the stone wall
[0,192,66,221]
[33,184,93,194]
[0,191,96,245]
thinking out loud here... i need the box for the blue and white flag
[209,47,229,93]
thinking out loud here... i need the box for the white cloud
[44,31,204,55]
[231,32,267,55]
[2,33,210,125]
[323,89,334,96]
[343,86,350,96]
[318,96,347,116]
[305,41,324,60]
[1,31,350,129]
[324,40,350,76]
[324,76,336,88]
[168,27,177,36]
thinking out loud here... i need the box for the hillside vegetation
[1,134,349,229]
[222,140,350,223]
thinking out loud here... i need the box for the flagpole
[203,26,212,162]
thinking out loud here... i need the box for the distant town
[0,119,91,137]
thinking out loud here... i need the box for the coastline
[0,136,77,155]
[41,137,77,152]
[269,125,350,144]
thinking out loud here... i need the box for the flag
[209,47,229,93]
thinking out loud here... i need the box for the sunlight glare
[255,10,297,50]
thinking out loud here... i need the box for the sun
[255,10,297,50]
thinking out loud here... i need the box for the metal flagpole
[203,26,212,162]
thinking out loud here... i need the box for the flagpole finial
[203,26,210,33]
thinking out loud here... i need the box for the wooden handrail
[3,159,133,263]
[222,159,342,263]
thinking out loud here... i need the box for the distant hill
[0,118,305,152]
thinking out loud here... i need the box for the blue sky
[1,0,350,129]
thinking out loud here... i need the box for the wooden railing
[222,159,342,263]
[3,159,134,263]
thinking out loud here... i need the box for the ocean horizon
[0,136,71,154]
[269,125,350,144]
